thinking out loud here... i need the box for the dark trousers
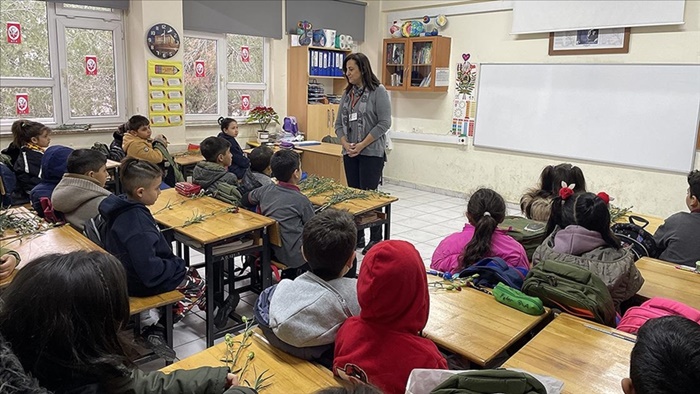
[343,154,385,242]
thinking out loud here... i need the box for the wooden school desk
[173,153,204,179]
[304,188,398,241]
[106,159,121,194]
[247,141,347,186]
[635,257,700,310]
[149,188,276,346]
[503,313,635,394]
[423,281,551,367]
[160,329,343,391]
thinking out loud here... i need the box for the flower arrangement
[245,106,280,132]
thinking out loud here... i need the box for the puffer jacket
[532,227,643,309]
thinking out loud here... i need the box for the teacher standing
[335,53,392,254]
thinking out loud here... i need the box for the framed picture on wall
[549,28,630,55]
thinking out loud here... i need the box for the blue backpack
[459,257,528,290]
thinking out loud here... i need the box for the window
[183,31,268,122]
[0,0,126,128]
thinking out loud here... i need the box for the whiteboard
[473,64,700,173]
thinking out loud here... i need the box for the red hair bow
[559,181,576,200]
[597,192,613,205]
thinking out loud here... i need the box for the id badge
[349,112,358,122]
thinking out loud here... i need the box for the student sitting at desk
[532,188,643,310]
[29,145,73,218]
[520,163,586,222]
[245,150,314,277]
[0,251,254,394]
[122,115,180,187]
[255,209,360,367]
[192,136,242,206]
[247,145,274,187]
[334,240,447,393]
[10,119,52,202]
[653,170,700,267]
[52,149,112,231]
[431,188,529,274]
[622,315,700,394]
[217,116,250,180]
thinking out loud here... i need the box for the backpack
[459,257,528,290]
[282,116,299,135]
[498,216,547,262]
[39,197,65,224]
[83,214,110,248]
[430,369,547,394]
[617,297,700,334]
[611,216,659,260]
[0,162,17,207]
[91,142,110,158]
[522,260,617,327]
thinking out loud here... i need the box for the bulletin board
[147,60,184,127]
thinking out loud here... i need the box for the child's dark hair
[218,116,237,131]
[117,122,127,135]
[546,191,620,248]
[343,52,381,93]
[458,188,506,269]
[249,146,274,173]
[120,157,162,195]
[0,251,131,387]
[67,149,107,174]
[303,208,357,281]
[535,163,586,199]
[688,170,700,200]
[200,136,231,163]
[11,119,50,147]
[629,316,700,394]
[271,150,300,182]
[126,115,149,132]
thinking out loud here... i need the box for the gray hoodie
[51,174,111,230]
[269,271,360,348]
[533,225,643,309]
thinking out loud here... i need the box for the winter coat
[431,223,530,274]
[98,194,186,297]
[52,174,111,230]
[122,133,163,164]
[520,191,553,222]
[29,145,73,217]
[13,145,44,196]
[192,160,242,205]
[532,226,643,308]
[218,132,250,180]
[334,240,448,394]
[0,333,50,394]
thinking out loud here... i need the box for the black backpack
[611,215,659,261]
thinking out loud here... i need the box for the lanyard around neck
[350,87,365,109]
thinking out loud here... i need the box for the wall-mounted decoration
[146,23,181,59]
[6,22,21,44]
[549,28,630,56]
[85,55,97,75]
[15,93,28,115]
[147,60,184,127]
[391,14,446,38]
[194,60,205,77]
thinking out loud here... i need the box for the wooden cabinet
[288,46,350,141]
[382,36,451,92]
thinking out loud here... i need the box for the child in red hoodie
[333,240,447,393]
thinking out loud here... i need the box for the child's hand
[0,253,18,279]
[225,373,239,388]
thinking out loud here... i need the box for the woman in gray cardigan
[334,53,392,254]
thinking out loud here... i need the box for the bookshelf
[382,36,451,92]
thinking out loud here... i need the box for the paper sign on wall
[15,93,29,115]
[241,46,250,63]
[195,60,205,77]
[241,94,250,112]
[147,60,184,127]
[6,22,21,44]
[85,55,98,75]
[435,67,450,87]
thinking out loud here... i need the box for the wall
[378,0,700,217]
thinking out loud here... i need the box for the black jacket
[218,132,250,180]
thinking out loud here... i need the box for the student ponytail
[458,188,506,270]
[535,163,587,199]
[218,116,237,132]
[546,190,620,249]
[11,119,49,147]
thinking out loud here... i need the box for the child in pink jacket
[431,188,529,274]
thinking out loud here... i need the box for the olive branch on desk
[158,206,239,232]
[300,175,391,212]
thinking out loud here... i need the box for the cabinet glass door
[384,40,407,89]
[409,40,434,89]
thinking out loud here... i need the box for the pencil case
[493,282,545,315]
[175,182,202,197]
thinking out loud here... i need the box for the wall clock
[147,23,180,59]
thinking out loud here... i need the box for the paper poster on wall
[195,60,205,77]
[241,94,250,112]
[85,55,97,75]
[6,22,21,44]
[435,67,450,87]
[241,46,250,63]
[15,93,29,115]
[147,60,184,127]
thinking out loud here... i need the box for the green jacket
[104,366,257,394]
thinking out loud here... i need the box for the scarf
[340,84,369,144]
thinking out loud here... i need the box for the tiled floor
[141,182,522,371]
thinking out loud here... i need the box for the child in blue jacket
[217,116,250,180]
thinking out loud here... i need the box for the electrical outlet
[457,136,467,145]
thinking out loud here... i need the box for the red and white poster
[85,55,98,75]
[241,46,250,63]
[195,60,205,77]
[6,22,21,44]
[241,94,250,112]
[15,93,29,115]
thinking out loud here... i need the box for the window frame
[183,30,270,124]
[0,1,126,130]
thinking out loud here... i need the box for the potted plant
[246,106,280,144]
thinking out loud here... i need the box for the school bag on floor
[617,297,700,334]
[498,216,546,262]
[459,257,528,290]
[611,215,659,260]
[522,260,617,327]
[430,369,547,394]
